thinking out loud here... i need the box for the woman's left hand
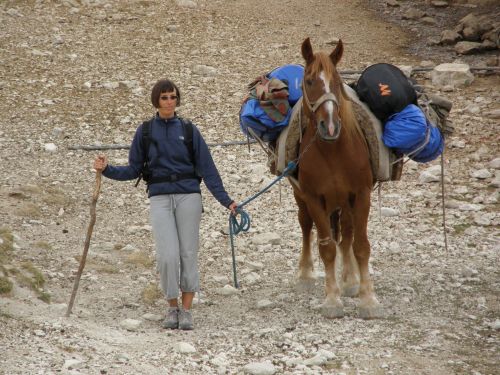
[228,201,238,216]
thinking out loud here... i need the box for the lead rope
[228,161,297,288]
[228,118,317,288]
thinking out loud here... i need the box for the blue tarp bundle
[268,64,304,105]
[240,64,304,141]
[383,104,444,163]
[239,99,292,141]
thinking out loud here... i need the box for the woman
[94,79,237,330]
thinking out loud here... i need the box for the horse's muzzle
[317,119,341,141]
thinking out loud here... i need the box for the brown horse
[292,38,383,319]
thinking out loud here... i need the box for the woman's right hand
[93,155,108,172]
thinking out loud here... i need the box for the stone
[243,362,276,375]
[119,319,142,331]
[431,63,474,88]
[44,143,57,152]
[173,342,196,353]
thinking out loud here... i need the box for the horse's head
[301,37,348,142]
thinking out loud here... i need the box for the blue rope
[228,161,297,288]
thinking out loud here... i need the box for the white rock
[473,213,493,226]
[256,299,274,309]
[304,354,327,366]
[212,275,229,284]
[173,341,196,353]
[192,64,217,76]
[247,261,264,270]
[176,0,197,8]
[251,232,281,245]
[491,320,500,330]
[381,207,399,217]
[449,139,466,148]
[471,169,493,179]
[431,63,474,88]
[458,203,483,211]
[44,143,57,152]
[142,313,163,321]
[418,171,440,183]
[102,81,119,89]
[120,318,142,331]
[489,158,500,169]
[210,354,229,367]
[217,285,239,295]
[243,362,276,375]
[490,172,500,188]
[7,8,23,17]
[317,349,336,360]
[63,359,84,370]
[397,65,413,77]
[243,272,261,285]
[121,244,138,252]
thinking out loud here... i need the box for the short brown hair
[150,79,181,108]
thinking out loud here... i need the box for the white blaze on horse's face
[319,71,337,137]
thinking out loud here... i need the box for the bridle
[302,82,339,113]
[302,79,342,141]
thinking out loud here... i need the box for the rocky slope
[0,0,498,374]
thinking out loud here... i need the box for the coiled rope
[228,161,297,288]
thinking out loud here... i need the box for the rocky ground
[0,0,499,374]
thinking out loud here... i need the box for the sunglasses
[160,95,178,101]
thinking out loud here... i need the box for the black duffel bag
[355,63,417,123]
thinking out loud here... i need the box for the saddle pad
[272,87,394,184]
[343,84,393,182]
[276,97,305,177]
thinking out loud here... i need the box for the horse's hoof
[359,304,385,319]
[341,284,359,297]
[321,302,344,319]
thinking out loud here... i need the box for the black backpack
[135,117,200,188]
[355,63,417,123]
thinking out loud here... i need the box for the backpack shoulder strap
[135,118,153,188]
[141,119,153,159]
[179,117,195,165]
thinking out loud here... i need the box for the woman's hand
[93,155,108,172]
[228,201,238,216]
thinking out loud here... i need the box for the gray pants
[149,193,202,300]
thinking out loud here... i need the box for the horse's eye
[305,79,313,86]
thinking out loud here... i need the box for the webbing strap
[147,172,199,185]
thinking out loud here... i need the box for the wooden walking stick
[66,171,102,317]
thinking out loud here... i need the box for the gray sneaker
[178,309,194,330]
[162,307,179,329]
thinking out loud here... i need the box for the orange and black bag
[355,63,418,123]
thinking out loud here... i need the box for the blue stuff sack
[268,64,304,105]
[383,104,444,163]
[411,126,444,163]
[239,98,291,141]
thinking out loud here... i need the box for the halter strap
[302,81,339,113]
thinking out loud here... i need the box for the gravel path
[0,0,498,374]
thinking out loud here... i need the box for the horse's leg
[338,211,360,297]
[352,192,384,319]
[309,200,344,318]
[293,191,315,285]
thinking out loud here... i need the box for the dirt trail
[0,0,498,374]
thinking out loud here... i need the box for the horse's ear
[330,39,344,66]
[301,37,314,65]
